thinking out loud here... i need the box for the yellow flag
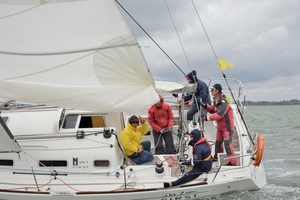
[218,60,234,71]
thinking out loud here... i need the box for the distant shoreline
[245,99,300,106]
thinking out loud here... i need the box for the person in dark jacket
[201,83,237,166]
[177,70,211,123]
[163,129,213,187]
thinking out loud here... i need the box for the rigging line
[115,0,186,76]
[5,177,54,191]
[23,150,54,173]
[164,0,192,71]
[0,0,53,20]
[112,131,137,165]
[55,177,81,192]
[191,0,253,144]
[191,0,218,61]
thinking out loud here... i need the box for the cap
[211,83,222,91]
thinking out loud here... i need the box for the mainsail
[0,0,162,112]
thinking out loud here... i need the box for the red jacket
[148,103,174,132]
[206,96,234,132]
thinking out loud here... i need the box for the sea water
[198,105,300,200]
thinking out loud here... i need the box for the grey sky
[118,0,300,101]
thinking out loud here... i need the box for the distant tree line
[245,99,300,106]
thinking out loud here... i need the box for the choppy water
[199,105,300,200]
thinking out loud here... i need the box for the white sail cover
[154,81,183,93]
[0,118,21,153]
[0,0,161,112]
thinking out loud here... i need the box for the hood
[188,129,202,146]
[185,70,197,83]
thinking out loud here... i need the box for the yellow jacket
[120,121,149,156]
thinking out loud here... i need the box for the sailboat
[0,0,266,199]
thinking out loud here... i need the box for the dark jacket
[170,129,212,186]
[184,70,211,105]
[184,129,212,169]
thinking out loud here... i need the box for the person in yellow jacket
[120,115,153,164]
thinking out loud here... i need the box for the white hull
[0,179,263,200]
[0,104,266,200]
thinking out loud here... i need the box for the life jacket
[193,137,211,160]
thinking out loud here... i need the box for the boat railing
[211,154,253,183]
[14,129,114,140]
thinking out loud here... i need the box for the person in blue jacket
[164,129,213,187]
[177,70,211,123]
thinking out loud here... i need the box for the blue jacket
[184,70,211,105]
[184,138,211,167]
[171,129,212,186]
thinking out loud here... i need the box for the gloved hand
[178,161,185,166]
[200,102,207,108]
[160,129,165,134]
[203,115,210,121]
[167,127,172,132]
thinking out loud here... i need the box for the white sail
[0,0,160,112]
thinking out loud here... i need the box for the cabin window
[1,116,9,124]
[62,115,106,129]
[0,159,13,166]
[94,160,109,167]
[62,115,78,129]
[39,160,67,167]
[79,116,105,128]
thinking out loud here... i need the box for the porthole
[0,159,13,166]
[39,160,67,167]
[94,160,109,167]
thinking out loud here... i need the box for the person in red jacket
[201,83,237,166]
[148,94,176,154]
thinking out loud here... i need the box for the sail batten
[0,42,139,56]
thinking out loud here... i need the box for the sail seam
[0,42,138,56]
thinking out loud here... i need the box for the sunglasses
[130,120,139,125]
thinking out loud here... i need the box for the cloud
[246,74,300,101]
[118,0,300,101]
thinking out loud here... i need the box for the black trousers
[153,130,176,154]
